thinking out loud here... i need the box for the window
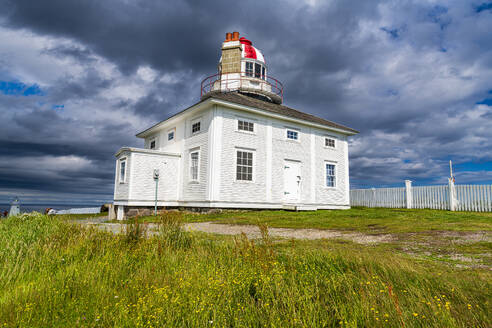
[287,130,298,140]
[238,120,254,132]
[192,121,201,134]
[190,151,199,181]
[255,63,261,78]
[326,163,336,187]
[245,62,253,77]
[325,137,335,148]
[261,66,266,80]
[150,139,156,149]
[236,150,253,181]
[119,159,126,183]
[168,131,175,141]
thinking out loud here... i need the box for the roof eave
[209,98,359,135]
[135,94,359,138]
[115,147,181,158]
[135,98,214,138]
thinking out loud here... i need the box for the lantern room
[201,32,283,104]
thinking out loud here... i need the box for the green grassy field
[56,212,108,220]
[129,207,492,233]
[1,211,490,327]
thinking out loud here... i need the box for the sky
[0,0,491,205]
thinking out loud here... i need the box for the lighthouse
[113,32,359,218]
[8,197,20,217]
[201,32,283,104]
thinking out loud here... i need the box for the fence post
[448,178,457,211]
[405,180,413,209]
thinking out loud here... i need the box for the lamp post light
[153,169,159,216]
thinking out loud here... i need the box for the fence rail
[350,182,492,212]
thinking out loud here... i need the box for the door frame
[283,159,302,202]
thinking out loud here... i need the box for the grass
[0,211,490,327]
[125,207,492,233]
[55,211,108,220]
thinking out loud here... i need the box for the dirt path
[78,220,394,244]
[184,222,394,244]
[75,218,491,269]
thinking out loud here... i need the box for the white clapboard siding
[350,184,492,212]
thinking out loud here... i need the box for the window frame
[235,149,254,182]
[119,158,127,184]
[191,118,201,135]
[325,137,336,149]
[325,162,337,188]
[254,63,261,78]
[149,139,156,150]
[189,149,200,182]
[245,62,254,77]
[237,119,255,134]
[286,129,299,141]
[168,128,175,141]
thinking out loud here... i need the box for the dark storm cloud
[132,77,198,118]
[0,0,491,204]
[42,44,95,64]
[1,0,230,74]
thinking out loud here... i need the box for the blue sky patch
[386,89,398,96]
[52,104,65,110]
[476,98,492,106]
[475,2,492,13]
[455,161,492,171]
[428,5,450,30]
[0,80,44,96]
[380,27,400,39]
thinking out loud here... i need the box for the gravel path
[78,219,393,244]
[184,222,394,244]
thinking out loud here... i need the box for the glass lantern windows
[244,61,266,80]
[245,62,253,77]
[255,63,261,78]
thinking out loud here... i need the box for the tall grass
[155,211,193,249]
[0,213,490,327]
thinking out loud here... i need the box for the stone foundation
[116,206,227,220]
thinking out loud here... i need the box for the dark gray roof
[137,91,358,136]
[205,92,359,133]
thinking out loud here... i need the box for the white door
[284,161,301,202]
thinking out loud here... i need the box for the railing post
[405,180,413,209]
[448,178,457,211]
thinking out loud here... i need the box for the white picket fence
[412,185,450,210]
[455,185,492,212]
[350,187,406,208]
[350,183,492,212]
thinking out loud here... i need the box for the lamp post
[153,169,159,216]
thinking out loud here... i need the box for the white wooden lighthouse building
[113,32,358,219]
